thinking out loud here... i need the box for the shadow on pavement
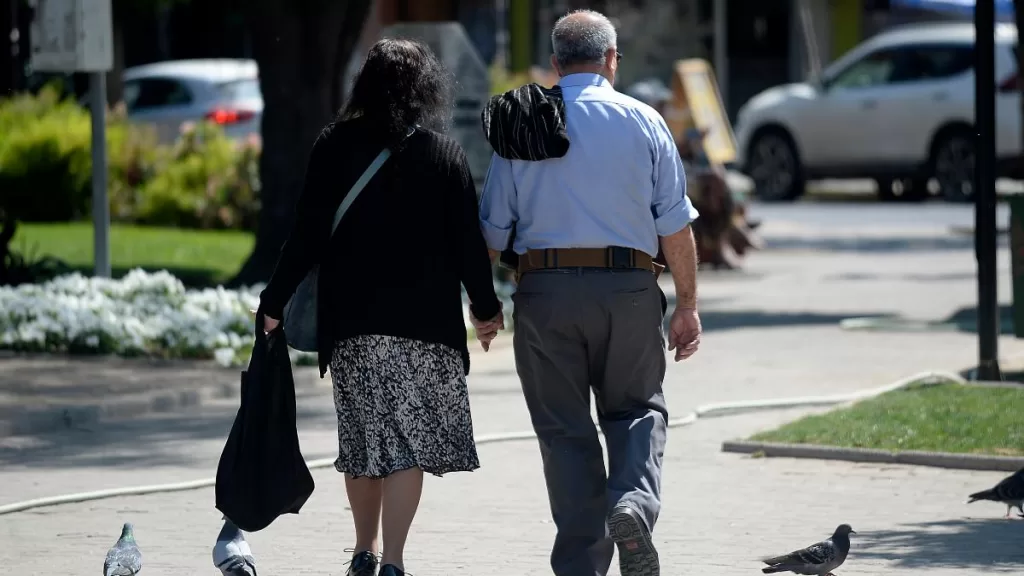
[945,304,1017,335]
[0,384,337,469]
[826,271,979,283]
[662,294,890,332]
[765,235,987,253]
[853,518,1024,571]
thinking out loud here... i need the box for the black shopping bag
[215,317,315,532]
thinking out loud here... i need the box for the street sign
[29,0,114,277]
[29,0,113,72]
[380,22,491,186]
[665,59,737,166]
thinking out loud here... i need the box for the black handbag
[281,147,394,352]
[215,318,315,532]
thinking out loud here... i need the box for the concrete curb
[721,440,1024,472]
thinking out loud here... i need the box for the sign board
[29,0,113,72]
[380,23,490,186]
[665,59,737,166]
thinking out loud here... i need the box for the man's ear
[550,54,561,76]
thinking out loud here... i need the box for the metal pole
[89,72,111,278]
[974,0,1000,381]
[712,0,727,108]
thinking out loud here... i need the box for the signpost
[29,0,114,278]
[973,0,1001,380]
[665,59,737,166]
[380,22,491,187]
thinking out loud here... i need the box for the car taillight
[998,72,1020,93]
[205,108,255,124]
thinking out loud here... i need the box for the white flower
[213,347,237,367]
[0,269,497,360]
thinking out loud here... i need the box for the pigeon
[966,467,1024,519]
[761,524,855,576]
[213,517,257,575]
[103,522,142,576]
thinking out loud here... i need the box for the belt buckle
[609,247,634,269]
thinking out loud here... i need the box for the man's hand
[667,306,701,361]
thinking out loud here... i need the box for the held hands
[667,306,701,362]
[470,302,505,352]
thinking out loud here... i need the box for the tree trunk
[230,0,373,286]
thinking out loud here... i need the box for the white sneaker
[213,518,257,575]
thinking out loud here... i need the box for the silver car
[122,59,262,144]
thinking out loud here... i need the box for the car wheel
[747,129,805,202]
[931,130,975,203]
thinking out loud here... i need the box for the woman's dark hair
[340,38,452,142]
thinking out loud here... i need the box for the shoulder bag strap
[329,127,416,235]
[329,147,392,236]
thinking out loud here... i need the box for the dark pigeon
[761,524,855,576]
[967,467,1024,519]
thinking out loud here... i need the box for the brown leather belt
[517,247,663,278]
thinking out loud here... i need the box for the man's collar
[558,73,611,89]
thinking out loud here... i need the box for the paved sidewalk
[2,206,1024,573]
[2,409,1021,575]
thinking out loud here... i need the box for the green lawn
[749,383,1024,457]
[11,223,254,287]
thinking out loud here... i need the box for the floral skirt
[329,335,480,478]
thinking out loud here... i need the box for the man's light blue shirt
[478,72,699,257]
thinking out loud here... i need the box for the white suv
[733,22,1020,202]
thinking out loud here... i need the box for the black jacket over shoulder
[259,117,502,377]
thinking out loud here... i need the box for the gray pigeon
[761,524,855,576]
[212,517,257,575]
[967,467,1024,519]
[103,522,142,576]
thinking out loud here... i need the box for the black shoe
[608,506,660,576]
[379,565,405,576]
[345,551,379,576]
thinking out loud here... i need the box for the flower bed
[0,270,514,367]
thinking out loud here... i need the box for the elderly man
[474,9,702,576]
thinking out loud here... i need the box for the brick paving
[2,206,1024,574]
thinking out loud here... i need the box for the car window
[216,79,261,100]
[828,49,898,89]
[827,44,975,90]
[125,78,193,111]
[891,45,974,82]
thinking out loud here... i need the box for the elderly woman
[258,39,503,576]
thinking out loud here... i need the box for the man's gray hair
[551,10,617,68]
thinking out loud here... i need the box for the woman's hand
[263,315,280,333]
[250,308,281,334]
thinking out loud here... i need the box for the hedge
[0,85,261,230]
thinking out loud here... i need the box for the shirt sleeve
[651,117,699,237]
[451,148,501,322]
[478,153,518,251]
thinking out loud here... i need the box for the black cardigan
[259,117,502,377]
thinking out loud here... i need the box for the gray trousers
[512,269,668,576]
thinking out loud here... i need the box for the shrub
[0,87,261,230]
[135,122,261,230]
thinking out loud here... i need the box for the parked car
[121,59,262,144]
[733,22,1019,202]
